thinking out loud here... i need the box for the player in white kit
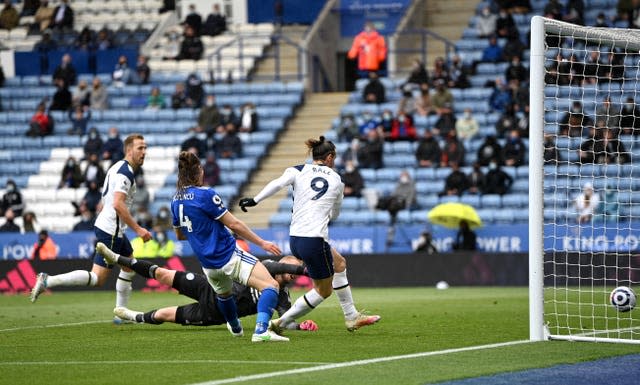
[239,136,380,331]
[30,134,152,323]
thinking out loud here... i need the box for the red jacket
[348,30,387,72]
[390,115,417,141]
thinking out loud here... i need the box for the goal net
[529,16,640,344]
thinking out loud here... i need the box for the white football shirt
[94,160,137,237]
[254,163,343,241]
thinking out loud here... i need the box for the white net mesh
[540,18,640,342]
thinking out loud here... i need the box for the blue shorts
[289,236,333,280]
[94,228,133,268]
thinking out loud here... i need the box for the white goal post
[530,16,640,344]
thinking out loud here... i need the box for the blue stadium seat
[481,194,501,209]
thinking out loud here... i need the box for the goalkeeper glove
[238,198,257,212]
[299,320,318,331]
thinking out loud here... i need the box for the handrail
[389,27,458,79]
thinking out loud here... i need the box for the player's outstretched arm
[114,191,151,241]
[220,211,282,255]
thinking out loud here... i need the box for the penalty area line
[188,340,532,385]
[0,320,110,333]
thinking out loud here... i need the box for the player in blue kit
[171,150,287,342]
[239,136,380,332]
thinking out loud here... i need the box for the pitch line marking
[188,340,532,385]
[0,320,110,333]
[0,360,330,366]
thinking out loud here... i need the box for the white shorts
[201,247,257,294]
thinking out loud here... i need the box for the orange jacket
[348,30,387,71]
[31,238,58,260]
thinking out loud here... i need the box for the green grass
[1,287,640,385]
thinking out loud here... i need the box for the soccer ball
[609,286,636,312]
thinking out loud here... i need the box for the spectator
[50,0,73,30]
[433,103,457,139]
[617,0,634,27]
[431,79,454,115]
[579,126,600,164]
[415,129,441,168]
[466,162,486,195]
[376,170,416,222]
[218,104,238,130]
[50,78,72,111]
[448,54,470,89]
[431,57,450,85]
[180,128,207,159]
[170,82,188,109]
[358,129,384,169]
[31,230,58,260]
[505,55,527,83]
[102,127,124,164]
[559,101,592,137]
[341,160,365,198]
[58,156,83,188]
[134,205,153,230]
[176,25,203,60]
[452,220,477,251]
[583,50,605,85]
[72,79,91,108]
[83,126,103,159]
[347,21,387,78]
[90,77,109,110]
[482,160,513,195]
[146,86,166,110]
[595,184,619,223]
[502,129,526,167]
[82,180,102,213]
[476,6,498,38]
[595,12,610,27]
[455,107,480,147]
[67,105,91,136]
[112,55,132,87]
[33,0,54,32]
[378,109,394,139]
[34,28,57,54]
[336,114,359,142]
[358,111,380,137]
[131,174,150,216]
[575,182,600,224]
[481,35,503,63]
[440,162,469,197]
[0,0,19,30]
[441,131,465,167]
[238,102,258,133]
[203,151,221,187]
[400,59,429,97]
[75,26,96,51]
[543,133,560,164]
[183,3,202,36]
[21,211,40,234]
[72,200,96,231]
[95,29,113,50]
[544,0,563,19]
[159,0,175,14]
[412,82,435,116]
[502,35,526,63]
[203,3,226,36]
[595,96,621,131]
[389,110,417,141]
[414,230,438,254]
[563,0,584,25]
[620,96,640,135]
[362,71,386,104]
[600,127,630,164]
[82,153,105,187]
[185,73,204,108]
[198,94,221,133]
[26,103,53,137]
[1,179,24,217]
[132,227,175,258]
[338,138,361,170]
[495,8,517,40]
[489,78,512,113]
[215,123,243,159]
[132,55,150,85]
[0,208,20,232]
[477,135,503,166]
[154,206,172,231]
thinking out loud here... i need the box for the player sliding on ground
[96,244,318,331]
[239,136,380,332]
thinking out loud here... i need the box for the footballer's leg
[332,248,380,332]
[31,266,103,303]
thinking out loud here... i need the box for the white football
[610,286,636,312]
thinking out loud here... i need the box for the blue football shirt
[171,186,236,269]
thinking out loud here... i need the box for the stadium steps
[234,92,349,228]
[250,25,308,82]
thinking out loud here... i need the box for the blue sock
[255,287,278,334]
[216,295,240,331]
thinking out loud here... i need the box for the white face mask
[345,165,355,173]
[400,176,409,184]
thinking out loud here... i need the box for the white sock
[115,270,136,308]
[333,270,358,320]
[46,271,97,288]
[278,288,324,324]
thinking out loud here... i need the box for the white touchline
[0,320,110,333]
[0,360,331,366]
[187,340,533,385]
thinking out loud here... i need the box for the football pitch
[2,287,640,385]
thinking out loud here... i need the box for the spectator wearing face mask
[1,179,24,217]
[198,95,221,133]
[83,127,103,159]
[131,227,175,258]
[58,156,83,189]
[72,200,96,231]
[180,128,207,159]
[340,160,365,198]
[389,110,417,142]
[455,108,479,148]
[67,105,92,136]
[0,208,20,233]
[102,127,124,165]
[238,102,258,134]
[112,55,132,87]
[482,159,514,195]
[217,104,238,132]
[154,206,172,231]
